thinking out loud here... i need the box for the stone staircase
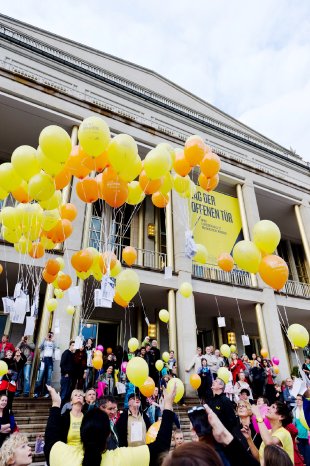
[11,395,200,462]
[13,397,51,465]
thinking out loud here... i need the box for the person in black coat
[249,360,266,399]
[116,393,151,447]
[208,377,239,434]
[60,340,75,406]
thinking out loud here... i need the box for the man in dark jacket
[60,340,75,406]
[208,377,239,433]
[116,393,151,447]
[99,395,119,450]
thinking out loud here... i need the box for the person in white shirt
[33,331,56,398]
[186,347,202,373]
[204,346,218,376]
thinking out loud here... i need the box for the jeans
[23,364,32,395]
[60,375,72,405]
[297,438,310,466]
[34,357,53,396]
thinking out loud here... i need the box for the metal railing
[282,280,310,298]
[192,263,254,288]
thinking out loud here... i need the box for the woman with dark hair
[44,383,176,466]
[197,358,212,403]
[243,401,294,463]
[0,394,17,447]
[229,353,246,384]
[262,359,276,404]
[264,444,293,466]
[161,441,224,466]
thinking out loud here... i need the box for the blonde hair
[70,389,85,401]
[237,400,252,415]
[0,433,28,466]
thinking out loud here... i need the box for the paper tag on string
[94,289,113,308]
[217,317,226,328]
[74,335,83,349]
[2,297,14,314]
[24,316,35,336]
[31,293,39,317]
[11,297,27,324]
[20,291,30,314]
[145,317,150,326]
[54,348,61,361]
[101,277,115,302]
[68,286,82,306]
[185,230,197,259]
[241,335,250,346]
[13,282,22,299]
[164,266,172,279]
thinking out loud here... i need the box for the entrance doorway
[80,321,120,350]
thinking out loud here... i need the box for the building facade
[0,15,309,391]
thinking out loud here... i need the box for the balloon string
[235,296,246,336]
[214,295,222,318]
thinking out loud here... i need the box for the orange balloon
[106,347,113,355]
[190,373,201,390]
[95,173,105,200]
[71,249,93,272]
[259,255,288,291]
[173,150,191,176]
[217,253,234,272]
[65,145,91,179]
[76,178,99,203]
[42,269,57,284]
[114,291,128,308]
[139,170,163,194]
[92,357,103,370]
[273,365,279,374]
[260,348,269,358]
[60,203,78,221]
[55,168,71,190]
[12,185,31,203]
[100,167,128,208]
[139,377,155,397]
[57,273,72,291]
[122,246,137,266]
[152,191,169,208]
[198,172,219,192]
[29,242,45,259]
[47,219,73,243]
[99,251,117,273]
[83,151,109,172]
[45,258,61,275]
[184,136,205,166]
[0,264,3,274]
[200,151,221,178]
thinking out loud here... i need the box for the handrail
[192,262,254,288]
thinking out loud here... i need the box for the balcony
[192,262,254,288]
[282,280,310,299]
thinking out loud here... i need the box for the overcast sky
[1,1,310,161]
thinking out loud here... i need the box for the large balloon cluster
[232,220,288,290]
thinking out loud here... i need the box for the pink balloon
[96,345,104,352]
[272,357,279,366]
[252,405,271,433]
[121,361,128,373]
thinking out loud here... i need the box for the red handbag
[0,379,17,393]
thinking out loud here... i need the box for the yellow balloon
[116,269,140,302]
[66,305,75,315]
[127,181,145,205]
[166,378,184,403]
[76,270,91,280]
[146,420,161,444]
[78,116,111,157]
[42,209,61,231]
[162,352,169,363]
[0,360,8,376]
[233,240,261,273]
[54,289,64,299]
[11,145,41,181]
[39,190,62,210]
[93,268,103,281]
[144,147,171,180]
[179,180,196,199]
[0,207,21,230]
[193,244,208,264]
[128,337,139,352]
[156,143,175,169]
[0,186,8,200]
[126,357,149,387]
[0,162,22,192]
[287,324,309,348]
[253,220,281,254]
[28,173,55,202]
[14,236,31,254]
[56,257,65,271]
[220,344,231,358]
[119,155,142,182]
[159,309,169,323]
[179,282,192,298]
[230,345,236,353]
[39,125,71,163]
[155,360,164,371]
[110,260,122,277]
[108,134,138,174]
[217,367,230,384]
[2,226,22,244]
[17,203,43,231]
[37,147,63,177]
[160,172,173,194]
[27,223,42,241]
[40,235,56,250]
[173,174,190,194]
[46,298,58,312]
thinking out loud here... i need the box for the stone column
[295,204,310,269]
[168,289,177,357]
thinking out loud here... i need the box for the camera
[188,406,211,437]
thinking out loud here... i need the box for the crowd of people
[0,332,309,466]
